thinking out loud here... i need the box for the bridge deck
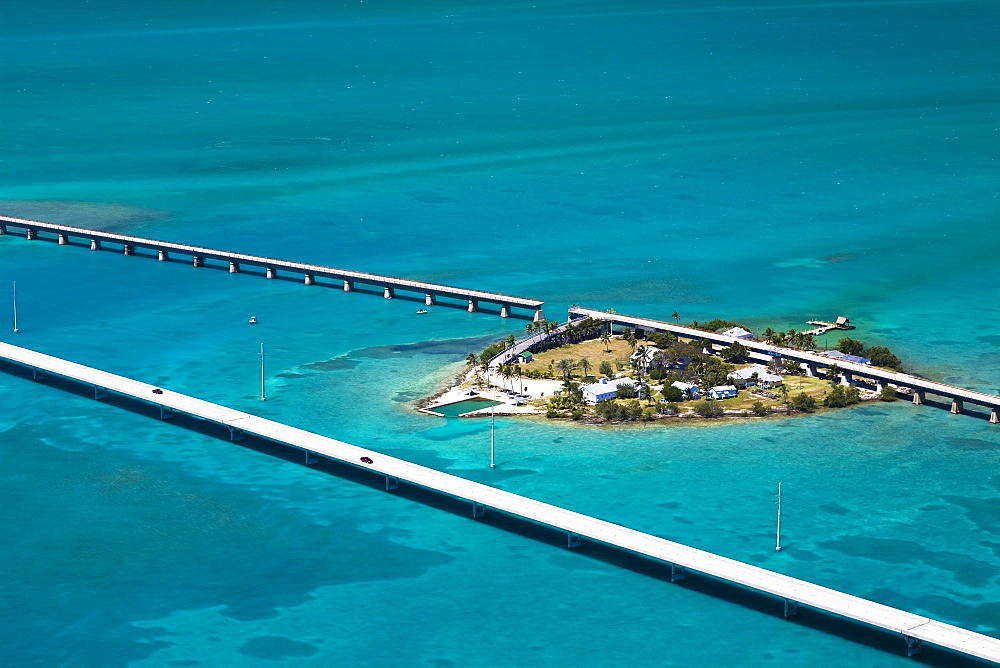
[0,215,543,309]
[1,340,999,663]
[570,307,1000,409]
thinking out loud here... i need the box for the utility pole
[490,406,496,468]
[259,343,266,401]
[775,482,783,552]
[12,281,19,333]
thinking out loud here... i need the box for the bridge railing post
[904,636,922,657]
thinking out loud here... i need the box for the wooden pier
[0,215,545,321]
[2,339,1000,663]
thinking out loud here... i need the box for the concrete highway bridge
[1,339,999,663]
[0,215,545,321]
[569,307,1000,423]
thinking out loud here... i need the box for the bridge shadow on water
[0,359,989,666]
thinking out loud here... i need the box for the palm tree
[557,358,575,379]
[505,334,516,350]
[780,384,790,404]
[579,357,591,379]
[601,330,611,352]
[525,322,536,335]
[466,352,479,371]
[514,365,524,393]
[672,311,680,322]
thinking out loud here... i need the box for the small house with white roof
[728,364,783,388]
[708,385,738,400]
[581,377,638,404]
[670,380,700,399]
[721,326,754,340]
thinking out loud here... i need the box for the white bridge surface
[570,307,1000,409]
[1,339,999,664]
[0,215,543,310]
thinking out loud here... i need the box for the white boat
[248,316,258,324]
[416,309,428,315]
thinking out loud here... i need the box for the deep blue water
[2,1,999,665]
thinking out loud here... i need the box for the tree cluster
[824,384,861,408]
[836,337,903,371]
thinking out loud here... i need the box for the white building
[728,364,783,388]
[670,380,700,399]
[721,326,754,340]
[581,377,638,404]
[708,385,738,400]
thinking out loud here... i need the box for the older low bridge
[1,339,1000,663]
[0,215,545,321]
[569,307,1000,423]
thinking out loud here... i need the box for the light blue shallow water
[2,1,999,665]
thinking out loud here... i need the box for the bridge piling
[991,409,999,424]
[670,564,687,582]
[383,287,394,299]
[567,532,582,549]
[472,502,486,519]
[468,299,478,313]
[840,372,854,386]
[912,390,925,405]
[58,234,68,245]
[229,261,240,273]
[303,273,314,286]
[159,405,174,420]
[804,364,817,378]
[951,399,964,415]
[344,280,354,292]
[424,294,435,306]
[26,229,37,240]
[905,636,923,657]
[266,267,276,279]
[158,250,169,261]
[385,475,399,491]
[783,599,799,618]
[94,386,107,400]
[228,427,243,441]
[305,450,319,465]
[192,256,204,267]
[500,305,510,318]
[123,244,134,256]
[0,222,6,234]
[90,239,101,251]
[32,368,45,381]
[534,309,545,322]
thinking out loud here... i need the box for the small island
[422,315,905,424]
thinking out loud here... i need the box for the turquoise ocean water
[2,1,999,665]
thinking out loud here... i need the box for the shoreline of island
[417,314,905,426]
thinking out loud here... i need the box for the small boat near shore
[248,316,258,324]
[416,309,428,315]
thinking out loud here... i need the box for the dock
[0,215,545,321]
[803,316,855,336]
[1,339,999,663]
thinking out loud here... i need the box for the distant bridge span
[0,215,545,321]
